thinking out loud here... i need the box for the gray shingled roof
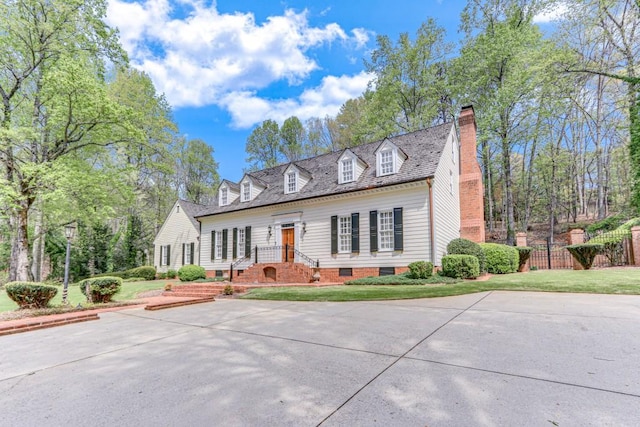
[178,199,207,228]
[196,122,453,219]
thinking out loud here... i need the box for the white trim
[378,210,394,251]
[338,215,351,253]
[241,181,252,202]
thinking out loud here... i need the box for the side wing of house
[431,127,461,264]
[153,201,200,272]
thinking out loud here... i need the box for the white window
[241,182,251,202]
[238,228,245,258]
[215,231,223,259]
[160,245,170,266]
[378,211,394,251]
[380,149,394,175]
[339,216,351,253]
[287,171,297,193]
[220,187,228,206]
[185,243,192,264]
[341,159,354,183]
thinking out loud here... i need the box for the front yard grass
[242,268,640,302]
[0,279,173,314]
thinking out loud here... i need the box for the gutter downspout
[426,177,436,265]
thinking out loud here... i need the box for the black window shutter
[190,242,195,264]
[182,243,185,265]
[222,229,228,260]
[393,207,403,251]
[245,226,251,257]
[369,210,378,252]
[351,213,359,253]
[330,215,338,254]
[211,231,216,260]
[233,228,238,259]
[167,245,170,266]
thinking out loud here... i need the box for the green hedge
[407,261,433,279]
[516,247,533,272]
[447,238,486,272]
[344,272,459,285]
[479,243,519,274]
[178,265,206,282]
[566,243,603,270]
[93,266,156,281]
[442,255,480,279]
[78,276,122,303]
[166,269,178,279]
[5,282,58,309]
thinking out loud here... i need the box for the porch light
[267,225,272,237]
[302,222,307,233]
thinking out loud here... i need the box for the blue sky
[105,0,562,182]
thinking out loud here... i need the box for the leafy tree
[175,138,220,204]
[280,116,305,162]
[0,0,128,281]
[246,119,281,170]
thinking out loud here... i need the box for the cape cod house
[154,106,485,283]
[153,199,204,271]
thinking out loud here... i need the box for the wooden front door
[281,228,295,262]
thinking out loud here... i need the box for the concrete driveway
[1,291,639,426]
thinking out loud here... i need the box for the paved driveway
[1,291,639,426]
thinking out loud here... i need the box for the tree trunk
[30,205,45,281]
[501,130,515,246]
[10,200,34,282]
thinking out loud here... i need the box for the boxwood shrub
[5,282,58,309]
[125,266,156,281]
[178,265,206,282]
[447,238,486,272]
[166,269,178,279]
[479,243,519,274]
[566,243,603,270]
[78,276,122,303]
[442,255,480,279]
[407,261,434,279]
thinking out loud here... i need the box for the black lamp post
[62,223,76,305]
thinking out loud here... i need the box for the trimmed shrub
[407,261,433,279]
[566,243,603,270]
[166,269,178,279]
[345,272,459,285]
[442,255,480,279]
[78,276,122,303]
[123,277,146,282]
[586,214,624,234]
[516,247,533,272]
[447,238,486,272]
[5,282,58,309]
[223,284,234,295]
[126,266,156,281]
[157,272,167,279]
[480,243,519,274]
[178,265,206,282]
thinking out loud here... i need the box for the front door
[281,228,295,262]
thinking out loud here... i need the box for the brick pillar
[569,229,585,270]
[516,232,529,272]
[458,105,485,243]
[631,226,640,266]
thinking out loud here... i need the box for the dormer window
[380,149,394,175]
[241,182,251,202]
[341,159,354,183]
[220,187,228,206]
[287,171,297,193]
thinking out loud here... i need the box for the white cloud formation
[533,3,568,23]
[106,0,370,127]
[220,71,373,128]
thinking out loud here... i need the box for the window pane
[238,229,245,258]
[339,216,351,252]
[342,159,353,182]
[378,211,393,250]
[288,172,297,192]
[381,150,393,175]
[242,183,250,201]
[216,232,223,259]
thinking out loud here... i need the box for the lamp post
[62,223,76,305]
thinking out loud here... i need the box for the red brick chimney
[458,105,485,243]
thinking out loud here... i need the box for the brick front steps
[145,296,215,311]
[0,312,99,336]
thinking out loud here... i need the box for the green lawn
[242,268,640,302]
[0,279,171,313]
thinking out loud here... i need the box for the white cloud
[106,0,368,121]
[533,3,568,23]
[220,71,373,128]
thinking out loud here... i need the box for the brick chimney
[458,105,485,243]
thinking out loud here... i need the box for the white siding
[299,173,310,190]
[251,183,265,199]
[153,202,200,272]
[432,128,461,265]
[200,182,432,271]
[355,158,367,180]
